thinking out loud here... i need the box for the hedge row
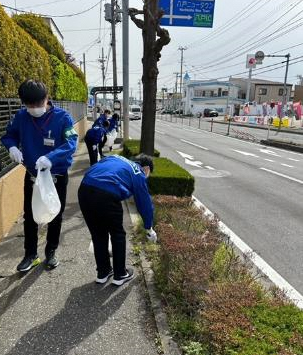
[0,6,87,101]
[0,6,52,97]
[122,140,194,197]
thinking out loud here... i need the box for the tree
[129,1,170,156]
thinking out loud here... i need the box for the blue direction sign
[159,0,215,28]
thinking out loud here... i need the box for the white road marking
[192,196,303,309]
[281,163,294,168]
[205,166,215,170]
[185,158,203,167]
[288,158,300,162]
[180,139,209,150]
[155,129,165,135]
[259,149,280,157]
[260,168,303,184]
[176,151,194,160]
[232,149,259,157]
[264,159,275,162]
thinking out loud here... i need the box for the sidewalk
[0,143,160,355]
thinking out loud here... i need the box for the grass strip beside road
[132,196,303,355]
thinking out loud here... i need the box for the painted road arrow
[185,158,203,167]
[176,151,194,160]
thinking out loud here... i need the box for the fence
[0,98,86,177]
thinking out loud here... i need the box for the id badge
[44,138,55,146]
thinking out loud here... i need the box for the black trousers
[84,136,98,166]
[78,184,126,278]
[24,171,68,257]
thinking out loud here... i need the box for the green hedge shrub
[0,6,52,97]
[13,14,66,63]
[50,55,88,102]
[122,139,160,158]
[149,158,194,197]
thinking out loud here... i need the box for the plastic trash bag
[88,241,94,254]
[32,168,61,225]
[105,130,117,147]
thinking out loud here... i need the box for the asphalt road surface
[129,118,303,296]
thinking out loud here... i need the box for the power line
[20,0,83,9]
[2,1,100,18]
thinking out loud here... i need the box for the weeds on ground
[134,195,303,355]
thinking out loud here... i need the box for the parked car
[173,109,183,115]
[161,108,174,114]
[203,108,219,117]
[129,105,141,120]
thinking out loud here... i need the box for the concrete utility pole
[138,79,142,104]
[82,53,86,79]
[98,48,106,103]
[122,0,129,140]
[178,47,187,113]
[282,54,290,119]
[111,0,118,100]
[173,72,179,110]
[246,67,252,103]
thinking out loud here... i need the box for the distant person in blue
[106,113,119,152]
[1,80,78,272]
[78,154,157,286]
[92,109,111,158]
[84,120,110,165]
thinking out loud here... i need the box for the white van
[129,105,141,120]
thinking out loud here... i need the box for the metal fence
[0,98,86,177]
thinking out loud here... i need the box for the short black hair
[18,80,48,105]
[104,109,111,114]
[103,120,110,128]
[134,154,154,173]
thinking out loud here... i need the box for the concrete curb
[260,139,303,153]
[124,199,182,355]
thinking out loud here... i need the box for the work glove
[9,146,23,164]
[146,228,157,243]
[35,156,52,170]
[92,145,97,150]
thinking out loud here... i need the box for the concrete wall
[0,117,88,242]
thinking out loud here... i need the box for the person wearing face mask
[1,79,78,272]
[78,154,157,286]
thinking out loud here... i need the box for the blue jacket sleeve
[46,114,78,167]
[0,114,20,150]
[132,173,154,229]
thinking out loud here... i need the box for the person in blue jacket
[1,80,78,272]
[84,120,110,165]
[78,154,157,286]
[92,109,111,157]
[92,109,111,128]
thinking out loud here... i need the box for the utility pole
[173,72,179,110]
[246,67,252,103]
[98,48,106,104]
[82,53,86,79]
[282,54,290,119]
[178,47,187,114]
[122,0,129,140]
[138,79,142,104]
[111,0,118,100]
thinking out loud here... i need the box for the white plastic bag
[32,168,61,224]
[105,130,117,147]
[88,241,94,254]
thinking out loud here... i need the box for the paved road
[158,114,303,145]
[130,119,303,296]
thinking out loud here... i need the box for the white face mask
[27,107,46,117]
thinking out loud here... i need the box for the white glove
[35,156,52,170]
[92,145,97,151]
[9,146,23,164]
[146,228,157,243]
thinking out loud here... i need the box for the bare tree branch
[155,25,171,60]
[129,8,144,29]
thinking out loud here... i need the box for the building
[42,17,64,45]
[293,85,303,102]
[183,79,243,115]
[230,78,292,103]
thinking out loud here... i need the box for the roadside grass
[132,196,303,355]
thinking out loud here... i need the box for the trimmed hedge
[122,139,160,158]
[50,55,88,102]
[149,158,195,197]
[0,6,52,97]
[13,14,66,63]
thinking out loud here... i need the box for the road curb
[125,199,182,355]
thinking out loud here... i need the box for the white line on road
[176,151,194,160]
[180,139,209,150]
[155,129,165,135]
[192,196,303,309]
[232,149,259,157]
[264,159,275,162]
[205,166,215,170]
[260,168,303,184]
[281,163,294,168]
[288,158,300,162]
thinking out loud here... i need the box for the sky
[2,0,303,99]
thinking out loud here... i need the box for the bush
[50,55,87,102]
[0,6,52,97]
[122,139,160,158]
[149,158,194,197]
[13,14,66,62]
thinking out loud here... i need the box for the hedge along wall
[0,6,52,97]
[13,13,66,63]
[50,55,87,102]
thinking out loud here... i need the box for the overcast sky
[3,0,303,99]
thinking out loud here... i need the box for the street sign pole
[246,67,252,103]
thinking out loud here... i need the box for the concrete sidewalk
[0,143,160,355]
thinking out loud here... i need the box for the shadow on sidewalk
[6,280,135,355]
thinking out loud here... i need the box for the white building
[183,77,244,115]
[42,17,64,45]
